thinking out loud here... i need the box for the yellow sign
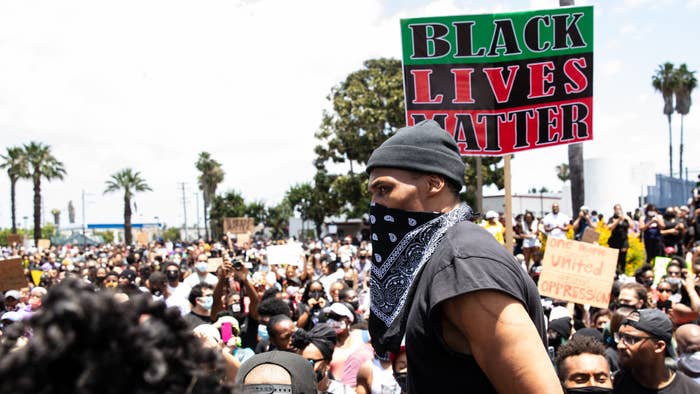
[538,238,618,309]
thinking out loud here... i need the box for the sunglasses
[306,358,324,367]
[658,288,672,293]
[614,332,652,346]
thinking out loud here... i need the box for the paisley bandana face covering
[368,201,472,357]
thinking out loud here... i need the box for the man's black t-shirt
[182,311,212,329]
[613,369,700,393]
[405,221,547,393]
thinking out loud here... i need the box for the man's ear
[426,174,447,196]
[654,339,666,355]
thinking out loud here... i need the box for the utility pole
[179,183,189,241]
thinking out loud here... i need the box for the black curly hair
[0,278,231,393]
[555,335,608,383]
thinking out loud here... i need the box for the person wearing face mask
[354,250,371,289]
[183,254,219,288]
[555,336,613,394]
[365,120,559,393]
[183,283,214,328]
[295,323,353,394]
[640,205,665,263]
[676,323,700,384]
[102,271,120,290]
[297,281,329,331]
[607,204,633,275]
[325,302,362,386]
[661,208,683,257]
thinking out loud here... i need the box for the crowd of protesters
[0,195,698,392]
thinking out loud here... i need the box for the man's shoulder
[443,221,513,261]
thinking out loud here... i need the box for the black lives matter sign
[401,6,593,155]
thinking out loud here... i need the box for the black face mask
[310,290,323,300]
[394,372,407,393]
[349,300,360,310]
[643,278,654,287]
[565,387,612,394]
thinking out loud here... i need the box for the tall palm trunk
[679,115,684,181]
[124,194,133,245]
[33,175,41,244]
[10,177,18,234]
[560,0,584,213]
[668,113,673,178]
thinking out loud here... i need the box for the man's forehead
[563,353,610,374]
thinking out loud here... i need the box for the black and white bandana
[368,202,473,358]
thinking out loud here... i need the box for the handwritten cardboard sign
[37,239,51,251]
[136,231,149,246]
[224,217,254,235]
[581,227,600,244]
[207,257,223,273]
[5,234,21,246]
[538,238,617,308]
[0,258,28,292]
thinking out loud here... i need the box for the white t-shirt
[542,212,570,239]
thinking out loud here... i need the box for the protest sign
[0,258,28,291]
[207,257,223,273]
[400,6,594,155]
[538,238,617,308]
[37,239,51,251]
[224,217,255,235]
[581,227,600,244]
[6,234,21,246]
[236,233,250,247]
[136,232,149,246]
[266,244,305,266]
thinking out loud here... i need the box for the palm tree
[555,163,570,184]
[652,62,678,178]
[23,142,66,244]
[674,63,697,181]
[104,168,152,245]
[0,146,29,234]
[195,152,225,241]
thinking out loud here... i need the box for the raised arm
[441,290,563,394]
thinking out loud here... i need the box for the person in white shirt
[183,254,219,288]
[542,203,571,239]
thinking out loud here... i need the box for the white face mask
[195,261,208,273]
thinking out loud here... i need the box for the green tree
[0,146,29,234]
[51,208,61,228]
[245,200,267,226]
[162,227,181,242]
[265,201,291,240]
[23,142,66,244]
[652,62,678,178]
[195,152,225,241]
[556,163,570,184]
[209,190,247,240]
[674,63,697,180]
[285,182,329,237]
[104,168,152,245]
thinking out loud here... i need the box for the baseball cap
[622,309,676,357]
[1,311,23,323]
[485,210,499,220]
[324,302,355,323]
[235,350,317,394]
[4,290,20,300]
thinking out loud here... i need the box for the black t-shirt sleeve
[427,254,529,313]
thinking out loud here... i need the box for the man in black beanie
[366,120,561,393]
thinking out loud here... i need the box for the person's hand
[308,298,318,307]
[683,273,696,291]
[194,331,220,349]
[233,263,249,283]
[218,261,233,279]
[318,297,327,308]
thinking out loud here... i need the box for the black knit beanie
[366,120,466,188]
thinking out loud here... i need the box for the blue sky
[1,0,699,230]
